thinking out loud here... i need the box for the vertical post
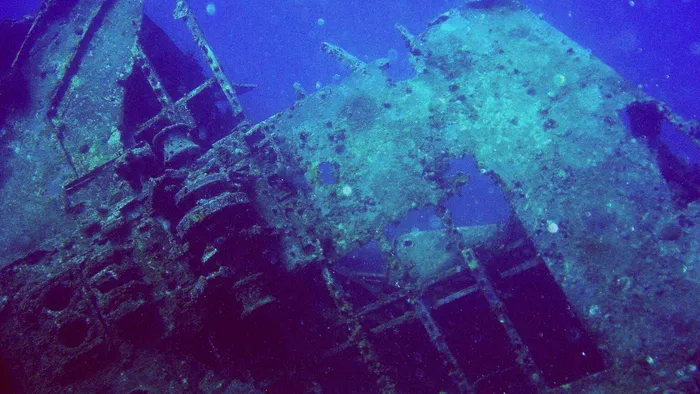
[322,267,397,394]
[438,204,549,391]
[173,0,245,121]
[413,300,474,393]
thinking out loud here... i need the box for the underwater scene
[0,0,699,393]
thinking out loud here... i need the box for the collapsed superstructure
[1,0,699,393]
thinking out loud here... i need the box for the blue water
[145,0,465,121]
[3,0,697,225]
[4,0,698,122]
[526,0,700,122]
[1,2,698,391]
[4,0,696,243]
[151,0,700,123]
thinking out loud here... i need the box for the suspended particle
[206,3,216,16]
[690,41,700,56]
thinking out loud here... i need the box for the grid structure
[27,1,607,390]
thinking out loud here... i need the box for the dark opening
[433,292,523,385]
[58,318,89,348]
[44,285,74,311]
[495,264,606,387]
[0,355,21,394]
[622,101,700,206]
[372,319,457,393]
[315,347,378,394]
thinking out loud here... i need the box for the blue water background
[150,0,700,123]
[3,0,698,122]
[1,0,698,229]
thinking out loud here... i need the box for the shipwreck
[0,0,699,392]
